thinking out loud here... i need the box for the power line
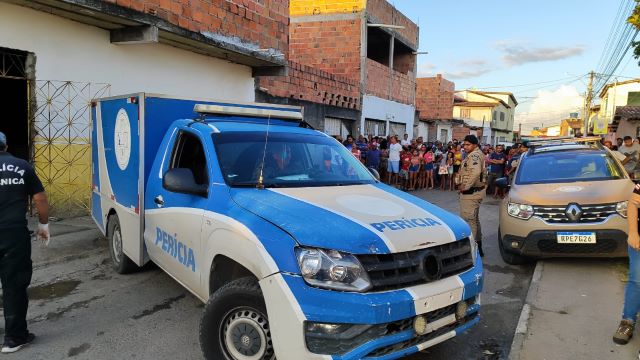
[473,75,584,90]
[596,0,629,71]
[594,0,637,93]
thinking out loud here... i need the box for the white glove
[37,223,50,246]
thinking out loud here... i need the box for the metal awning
[6,0,286,75]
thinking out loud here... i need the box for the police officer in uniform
[458,135,486,257]
[0,132,49,353]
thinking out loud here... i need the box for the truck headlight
[617,201,628,218]
[507,202,534,220]
[295,247,372,292]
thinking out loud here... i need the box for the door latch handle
[154,195,164,207]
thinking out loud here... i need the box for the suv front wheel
[498,228,530,265]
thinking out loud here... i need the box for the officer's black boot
[477,240,484,258]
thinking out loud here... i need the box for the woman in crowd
[408,149,421,191]
[452,145,463,190]
[447,149,456,191]
[417,144,427,189]
[424,147,435,189]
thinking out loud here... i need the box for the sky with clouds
[391,0,640,131]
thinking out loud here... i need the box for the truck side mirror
[163,168,208,197]
[368,167,380,181]
[495,177,510,189]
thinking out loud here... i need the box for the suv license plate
[557,232,596,244]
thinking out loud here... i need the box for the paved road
[405,190,534,360]
[9,190,533,360]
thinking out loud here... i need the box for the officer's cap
[463,134,479,145]
[0,132,6,149]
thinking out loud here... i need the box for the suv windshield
[212,131,376,188]
[515,150,625,184]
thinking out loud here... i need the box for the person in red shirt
[400,147,412,190]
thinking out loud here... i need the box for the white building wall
[600,82,640,122]
[0,3,255,102]
[361,95,415,138]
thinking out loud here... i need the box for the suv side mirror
[163,168,208,197]
[495,177,510,189]
[368,167,381,181]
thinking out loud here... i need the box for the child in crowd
[448,151,456,191]
[400,147,412,190]
[409,149,421,190]
[438,153,449,190]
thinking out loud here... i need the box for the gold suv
[497,139,633,264]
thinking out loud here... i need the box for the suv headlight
[507,202,534,220]
[295,247,372,292]
[617,201,628,218]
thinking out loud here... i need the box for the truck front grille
[533,203,618,223]
[356,238,474,292]
[305,302,469,356]
[363,314,477,358]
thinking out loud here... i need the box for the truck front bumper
[260,255,483,360]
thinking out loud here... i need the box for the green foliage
[628,1,640,63]
[630,0,640,28]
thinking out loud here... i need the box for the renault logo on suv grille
[565,204,583,222]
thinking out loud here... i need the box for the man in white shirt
[619,136,640,178]
[387,136,402,185]
[400,133,411,147]
[604,140,627,163]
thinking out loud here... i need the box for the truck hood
[509,179,634,205]
[229,183,470,255]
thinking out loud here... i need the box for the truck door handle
[154,195,164,207]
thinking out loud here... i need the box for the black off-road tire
[498,229,530,265]
[107,214,139,274]
[200,277,275,360]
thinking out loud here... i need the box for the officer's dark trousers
[0,227,32,342]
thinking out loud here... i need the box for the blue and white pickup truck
[91,93,483,360]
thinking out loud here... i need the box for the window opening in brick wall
[367,26,391,66]
[392,39,414,75]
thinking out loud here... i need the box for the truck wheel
[107,214,138,274]
[498,229,530,265]
[200,277,275,360]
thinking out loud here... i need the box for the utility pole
[518,123,522,141]
[583,71,595,137]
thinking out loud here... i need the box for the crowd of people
[336,133,529,196]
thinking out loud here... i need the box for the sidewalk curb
[508,260,544,360]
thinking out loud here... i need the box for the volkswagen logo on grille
[565,203,583,222]
[423,253,442,281]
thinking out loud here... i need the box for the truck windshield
[212,131,376,188]
[515,151,625,184]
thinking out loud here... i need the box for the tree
[628,0,640,62]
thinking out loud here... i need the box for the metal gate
[32,80,111,217]
[389,121,406,138]
[324,117,352,138]
[364,119,386,137]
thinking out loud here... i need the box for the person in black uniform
[0,131,49,353]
